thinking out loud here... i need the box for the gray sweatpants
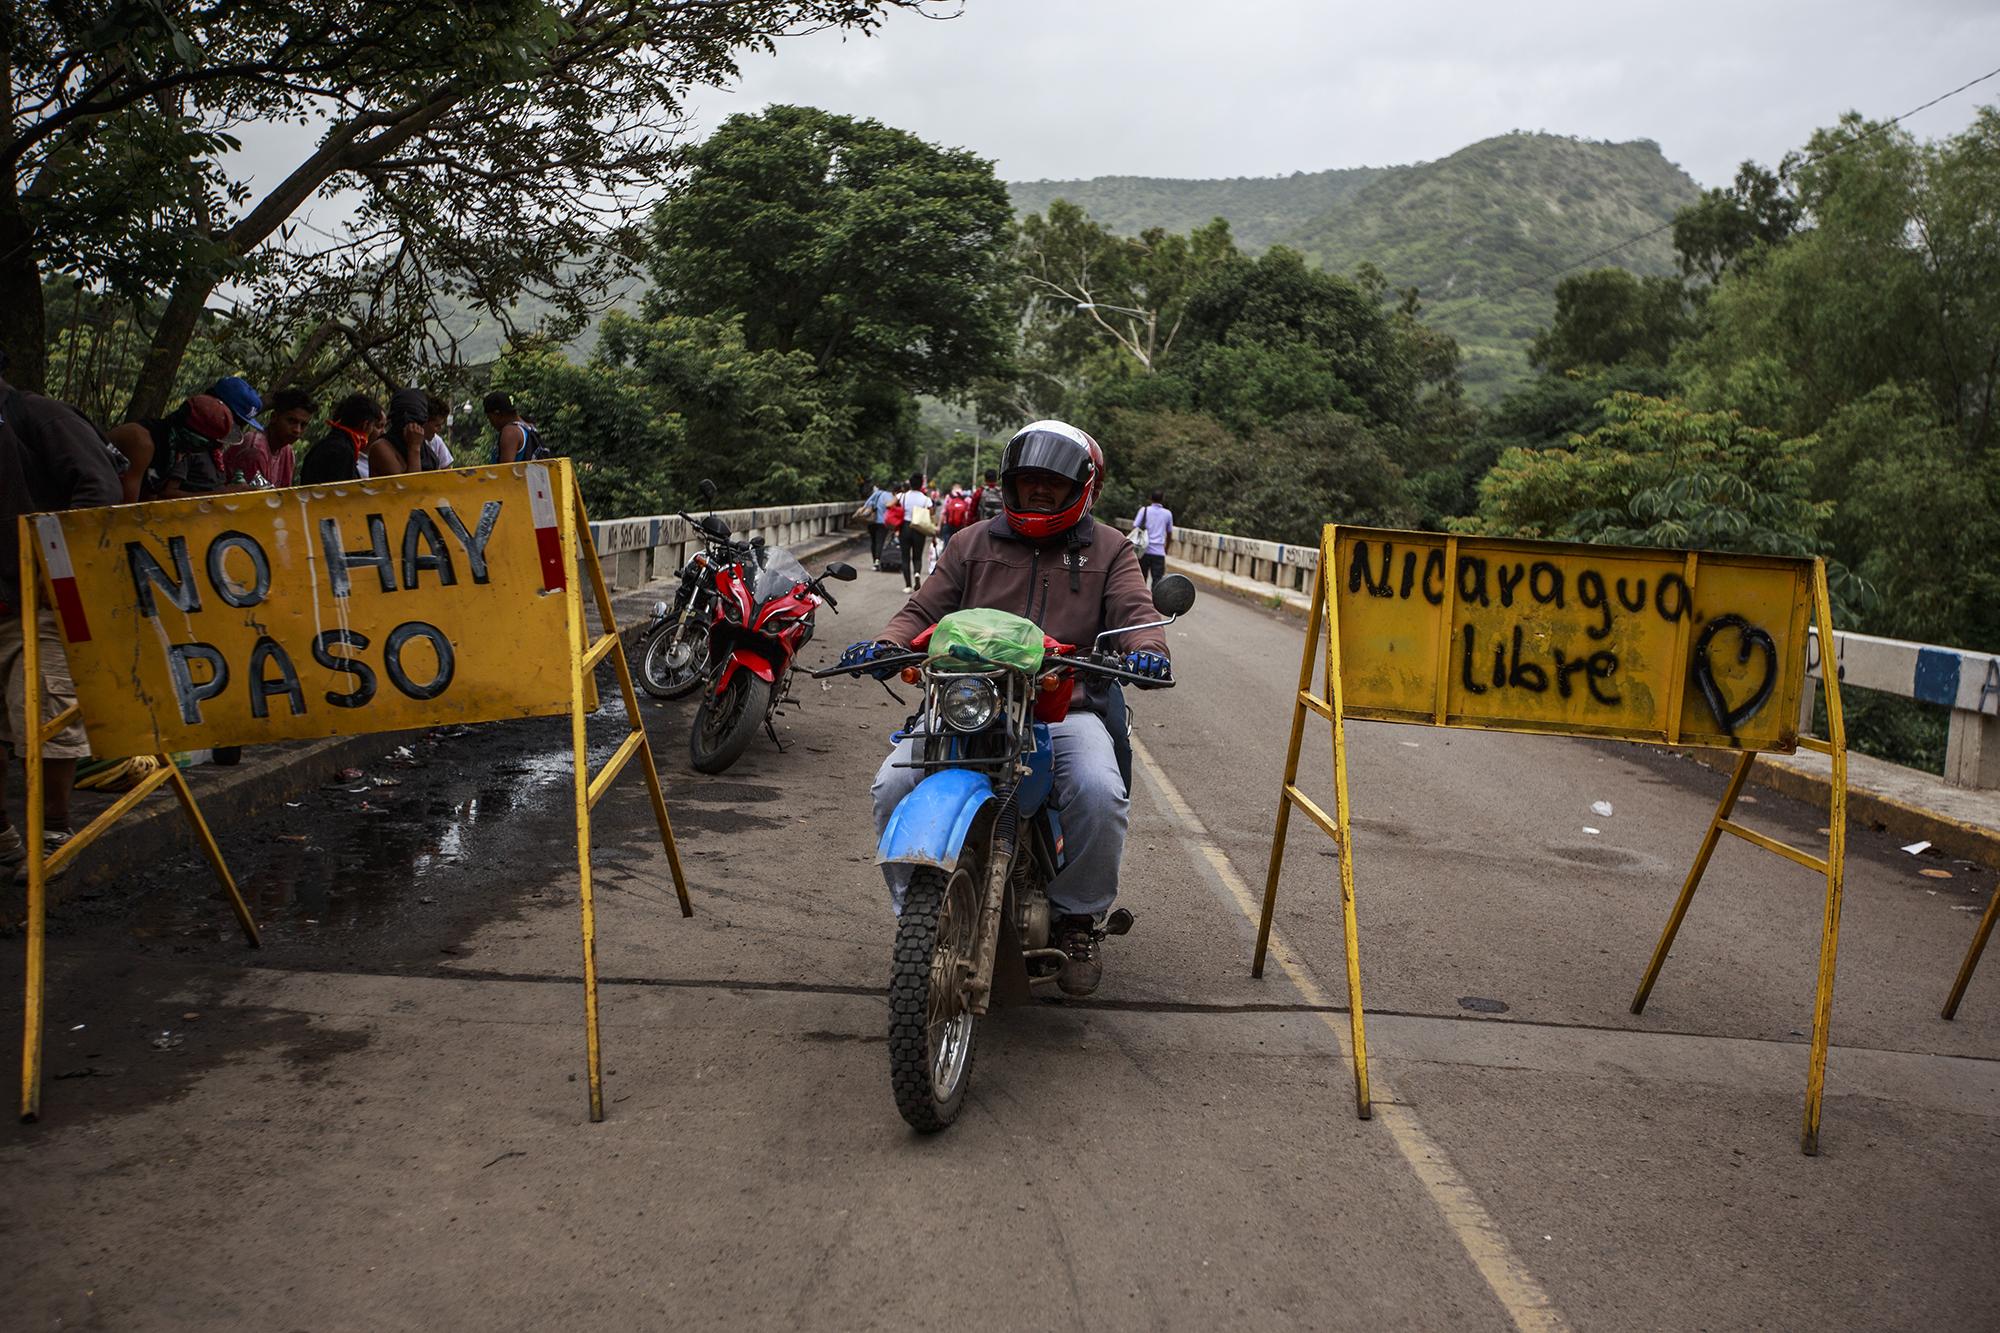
[870,711,1129,917]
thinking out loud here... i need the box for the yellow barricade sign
[40,464,579,753]
[1332,530,1813,749]
[1255,526,1849,1155]
[19,461,690,1125]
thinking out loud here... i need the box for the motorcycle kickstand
[765,716,787,752]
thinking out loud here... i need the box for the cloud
[690,0,2000,185]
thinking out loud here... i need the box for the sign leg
[565,533,607,1123]
[1802,561,1848,1156]
[1942,888,1999,1020]
[19,528,47,1122]
[1632,749,1755,1014]
[574,493,692,918]
[1323,555,1371,1121]
[165,761,259,947]
[1254,569,1325,977]
[19,815,46,1123]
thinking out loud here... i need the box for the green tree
[1462,392,1829,558]
[7,2,936,409]
[490,311,854,515]
[1672,162,1801,284]
[1014,202,1238,372]
[645,104,1013,445]
[1098,407,1414,545]
[1818,385,2000,651]
[1527,268,1691,372]
[1677,109,2000,451]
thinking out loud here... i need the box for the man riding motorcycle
[841,420,1170,996]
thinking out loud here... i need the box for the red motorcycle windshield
[750,546,812,607]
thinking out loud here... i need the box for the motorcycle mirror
[698,478,717,501]
[825,562,858,582]
[1151,573,1196,617]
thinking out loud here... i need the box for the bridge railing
[588,502,857,593]
[1126,518,2000,790]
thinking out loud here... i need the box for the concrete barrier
[587,502,858,593]
[1806,628,2000,789]
[1127,517,2000,791]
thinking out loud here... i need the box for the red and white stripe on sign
[33,516,90,643]
[525,463,567,592]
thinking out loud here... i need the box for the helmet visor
[1002,428,1093,484]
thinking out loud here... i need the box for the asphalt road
[4,542,1998,1330]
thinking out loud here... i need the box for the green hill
[1010,133,1701,397]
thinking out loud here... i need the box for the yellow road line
[1131,735,1567,1332]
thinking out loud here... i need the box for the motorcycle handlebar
[810,649,1171,688]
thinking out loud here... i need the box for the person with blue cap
[206,376,265,434]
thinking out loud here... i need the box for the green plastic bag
[927,607,1045,673]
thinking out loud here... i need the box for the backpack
[513,421,553,462]
[878,539,904,572]
[944,494,972,526]
[977,486,1004,520]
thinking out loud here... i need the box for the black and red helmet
[999,419,1103,540]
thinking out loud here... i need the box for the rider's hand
[1123,650,1172,682]
[840,640,902,679]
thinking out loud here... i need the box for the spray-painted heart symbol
[1693,614,1777,741]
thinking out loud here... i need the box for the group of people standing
[0,357,546,885]
[861,467,1175,593]
[859,470,1008,592]
[105,382,544,498]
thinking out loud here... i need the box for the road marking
[1130,734,1568,1333]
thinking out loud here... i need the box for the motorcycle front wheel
[638,619,709,700]
[688,670,769,774]
[888,864,981,1132]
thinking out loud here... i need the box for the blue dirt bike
[813,574,1195,1131]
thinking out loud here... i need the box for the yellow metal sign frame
[1254,524,1850,1155]
[18,460,690,1125]
[1941,890,1998,1020]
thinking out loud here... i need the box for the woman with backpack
[937,484,973,548]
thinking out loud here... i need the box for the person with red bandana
[297,392,385,485]
[842,419,1170,996]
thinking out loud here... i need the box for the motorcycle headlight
[652,600,669,618]
[938,676,999,732]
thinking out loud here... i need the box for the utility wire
[1506,60,2000,295]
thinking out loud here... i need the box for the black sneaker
[1056,914,1102,997]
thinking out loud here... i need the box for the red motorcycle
[689,541,857,773]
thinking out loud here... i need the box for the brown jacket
[881,514,1169,659]
[0,376,123,605]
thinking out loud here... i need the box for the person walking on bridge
[1132,489,1173,587]
[840,420,1171,996]
[863,478,894,569]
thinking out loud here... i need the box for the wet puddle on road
[112,711,644,947]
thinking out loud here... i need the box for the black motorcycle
[636,480,750,701]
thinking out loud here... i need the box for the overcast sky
[687,0,2000,187]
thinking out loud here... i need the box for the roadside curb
[1166,554,2000,870]
[19,530,865,909]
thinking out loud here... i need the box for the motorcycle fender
[878,768,994,874]
[711,649,776,694]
